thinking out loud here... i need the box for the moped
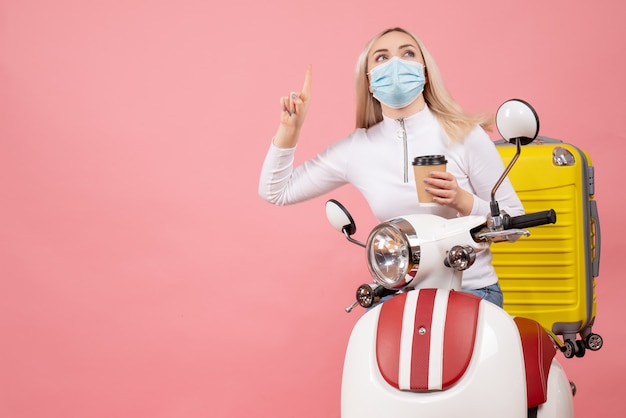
[326,100,576,418]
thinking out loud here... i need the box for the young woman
[258,27,523,307]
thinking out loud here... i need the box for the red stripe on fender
[514,316,557,408]
[441,291,481,389]
[410,289,437,390]
[376,293,406,388]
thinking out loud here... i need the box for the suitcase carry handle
[503,209,557,229]
[590,200,601,277]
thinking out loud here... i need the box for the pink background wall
[1,0,624,416]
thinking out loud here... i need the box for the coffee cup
[412,155,447,206]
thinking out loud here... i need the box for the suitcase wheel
[584,333,604,351]
[561,340,576,358]
[561,339,587,358]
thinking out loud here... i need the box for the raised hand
[273,65,312,148]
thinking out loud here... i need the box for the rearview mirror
[496,99,540,145]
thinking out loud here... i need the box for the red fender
[376,289,480,392]
[375,289,557,409]
[514,316,557,408]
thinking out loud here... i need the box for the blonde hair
[355,27,493,141]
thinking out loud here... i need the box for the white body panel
[537,361,575,417]
[399,215,488,292]
[341,295,574,418]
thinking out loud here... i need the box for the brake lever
[476,228,530,243]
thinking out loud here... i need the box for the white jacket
[258,105,523,290]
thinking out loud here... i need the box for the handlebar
[503,209,557,229]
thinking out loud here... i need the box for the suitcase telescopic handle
[503,209,557,229]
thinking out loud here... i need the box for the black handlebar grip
[503,209,557,229]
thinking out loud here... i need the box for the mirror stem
[490,138,521,216]
[343,228,367,248]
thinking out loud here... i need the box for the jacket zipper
[397,118,408,183]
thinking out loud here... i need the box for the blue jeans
[463,282,504,308]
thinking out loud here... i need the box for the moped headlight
[366,220,419,289]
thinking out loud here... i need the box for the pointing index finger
[301,64,312,99]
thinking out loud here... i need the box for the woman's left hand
[424,171,474,216]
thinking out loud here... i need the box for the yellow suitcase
[493,137,603,358]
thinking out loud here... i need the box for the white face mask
[369,57,425,109]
